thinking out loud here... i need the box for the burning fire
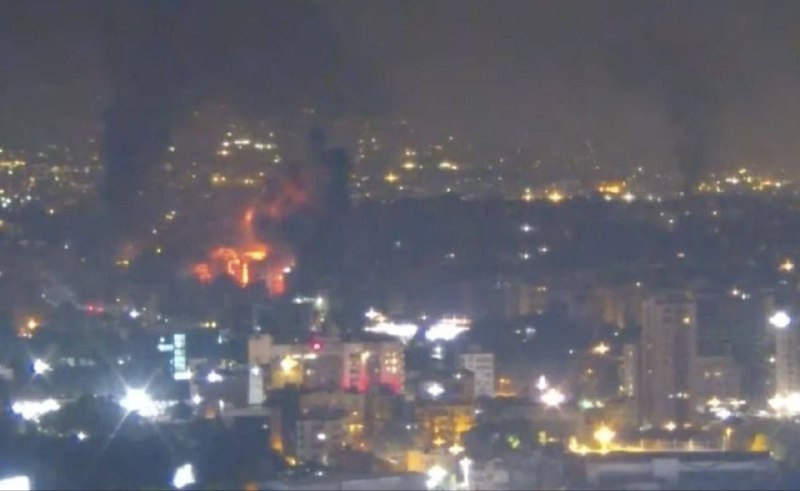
[191,206,294,296]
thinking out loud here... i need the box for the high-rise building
[293,409,346,465]
[696,291,771,403]
[694,355,743,403]
[619,344,638,399]
[773,318,800,395]
[638,292,698,428]
[458,352,495,399]
[764,294,800,398]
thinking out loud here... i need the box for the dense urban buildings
[5,1,800,490]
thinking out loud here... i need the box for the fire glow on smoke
[191,205,297,296]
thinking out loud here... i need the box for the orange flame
[191,206,294,296]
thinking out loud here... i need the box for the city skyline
[3,2,800,490]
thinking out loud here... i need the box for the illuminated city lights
[769,311,791,329]
[172,463,195,490]
[365,320,418,343]
[593,425,616,450]
[426,465,448,490]
[769,392,800,416]
[459,457,472,488]
[591,342,610,355]
[32,359,52,375]
[546,189,564,203]
[536,375,549,391]
[12,399,60,421]
[280,357,299,373]
[120,388,159,418]
[0,476,30,491]
[206,371,224,383]
[426,382,445,398]
[425,317,470,341]
[448,443,465,455]
[540,388,566,408]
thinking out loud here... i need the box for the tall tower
[766,296,800,396]
[638,291,698,428]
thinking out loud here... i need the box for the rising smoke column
[94,1,351,235]
[97,3,181,232]
[605,5,721,194]
[279,128,352,298]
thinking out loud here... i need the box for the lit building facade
[694,355,743,403]
[457,352,495,398]
[415,403,474,449]
[247,335,405,402]
[294,410,346,465]
[638,292,698,428]
[774,325,800,395]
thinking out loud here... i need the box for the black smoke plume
[606,6,720,193]
[94,1,355,235]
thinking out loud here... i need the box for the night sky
[3,0,800,182]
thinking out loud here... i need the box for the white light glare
[12,399,60,421]
[540,388,566,408]
[425,317,470,342]
[714,408,733,420]
[366,321,418,342]
[426,465,448,490]
[0,476,30,491]
[172,463,195,489]
[365,308,384,321]
[206,371,224,383]
[536,375,549,391]
[120,388,159,418]
[769,392,800,416]
[426,382,445,399]
[32,359,52,375]
[459,457,472,488]
[770,311,791,329]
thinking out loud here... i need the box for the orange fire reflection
[191,206,293,296]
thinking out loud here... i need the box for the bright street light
[172,463,195,489]
[426,382,445,399]
[536,375,549,391]
[426,465,448,490]
[593,424,616,450]
[120,388,159,418]
[12,399,60,421]
[206,371,223,383]
[0,476,30,491]
[32,359,52,375]
[770,311,791,329]
[540,388,566,408]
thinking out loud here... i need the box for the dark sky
[3,0,800,181]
